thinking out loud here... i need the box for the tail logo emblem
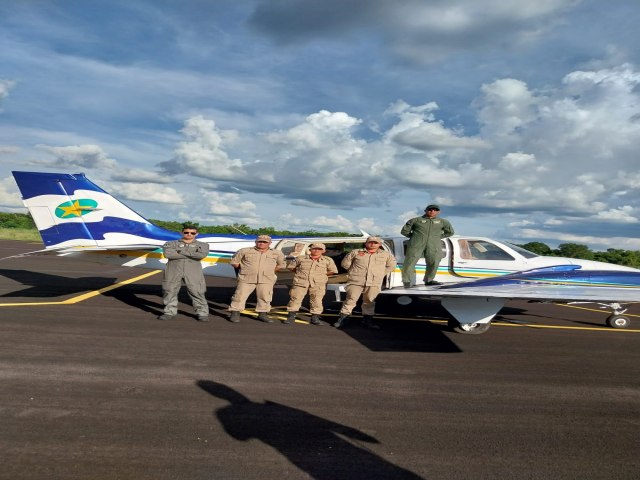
[55,199,99,218]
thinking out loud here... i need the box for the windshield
[505,242,539,259]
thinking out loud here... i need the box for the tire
[606,314,630,329]
[448,319,491,335]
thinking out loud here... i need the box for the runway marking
[0,270,162,307]
[490,321,640,332]
[248,308,640,332]
[557,303,640,317]
[2,284,638,333]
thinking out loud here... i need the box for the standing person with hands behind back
[158,225,210,322]
[401,205,454,287]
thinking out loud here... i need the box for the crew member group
[158,205,453,328]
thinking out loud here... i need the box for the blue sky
[1,0,639,250]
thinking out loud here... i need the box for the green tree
[554,243,595,260]
[520,242,553,255]
[0,212,36,229]
[595,249,640,269]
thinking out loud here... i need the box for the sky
[1,0,639,250]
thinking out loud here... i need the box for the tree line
[518,242,640,269]
[1,212,638,268]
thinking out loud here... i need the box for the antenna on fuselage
[230,224,248,235]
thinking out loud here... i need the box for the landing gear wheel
[606,314,630,329]
[448,319,491,335]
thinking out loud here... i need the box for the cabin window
[457,240,515,261]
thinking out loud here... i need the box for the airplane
[10,171,640,334]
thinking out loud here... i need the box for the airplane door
[399,238,450,284]
[451,239,521,278]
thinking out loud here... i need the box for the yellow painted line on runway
[0,270,162,307]
[556,303,640,317]
[490,321,640,333]
[257,309,640,332]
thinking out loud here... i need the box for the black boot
[333,314,349,328]
[258,312,273,323]
[310,314,322,326]
[284,311,296,324]
[228,311,240,323]
[362,315,380,330]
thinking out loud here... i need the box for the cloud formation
[1,0,639,250]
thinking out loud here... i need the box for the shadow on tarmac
[196,380,425,480]
[0,269,119,298]
[334,317,462,353]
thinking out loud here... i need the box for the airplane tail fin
[12,171,178,249]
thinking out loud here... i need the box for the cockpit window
[505,242,539,259]
[457,239,515,261]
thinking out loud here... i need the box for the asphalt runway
[1,240,639,480]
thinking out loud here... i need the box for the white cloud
[109,183,184,204]
[2,1,640,250]
[0,176,24,209]
[265,110,367,193]
[203,191,257,218]
[35,144,118,169]
[250,0,579,65]
[593,206,637,223]
[110,169,171,184]
[160,115,245,181]
[0,79,16,109]
[477,78,537,137]
[0,146,20,154]
[277,212,356,232]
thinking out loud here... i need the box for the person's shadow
[196,380,425,480]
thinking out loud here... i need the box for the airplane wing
[390,283,640,303]
[382,265,640,333]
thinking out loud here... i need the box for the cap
[425,204,440,211]
[366,236,382,244]
[309,243,326,250]
[256,235,272,242]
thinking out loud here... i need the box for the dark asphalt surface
[1,240,639,480]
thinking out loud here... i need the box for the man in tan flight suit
[158,225,210,322]
[334,236,396,329]
[228,235,286,323]
[285,243,338,326]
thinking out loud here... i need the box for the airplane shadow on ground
[196,380,425,480]
[0,269,120,298]
[494,304,607,329]
[322,294,462,353]
[326,316,462,353]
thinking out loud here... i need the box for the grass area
[0,228,42,242]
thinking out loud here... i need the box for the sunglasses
[182,231,197,235]
[427,208,439,211]
[256,240,269,243]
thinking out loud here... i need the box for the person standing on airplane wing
[401,204,454,287]
[333,236,396,330]
[158,225,210,322]
[228,235,286,323]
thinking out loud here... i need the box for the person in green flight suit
[400,205,454,287]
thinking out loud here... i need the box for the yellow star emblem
[58,200,84,217]
[58,200,95,217]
